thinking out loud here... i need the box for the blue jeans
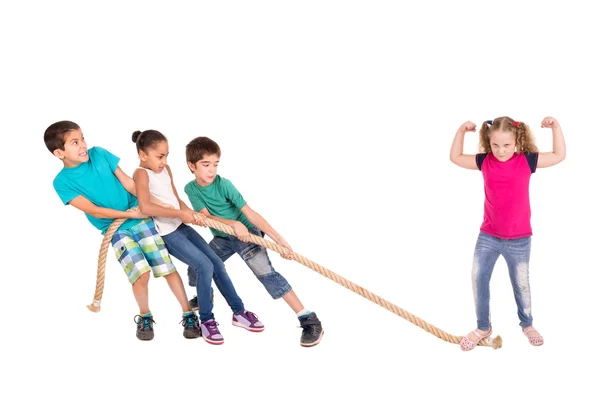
[162,224,244,321]
[188,227,292,299]
[472,232,534,330]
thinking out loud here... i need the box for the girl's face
[489,130,516,162]
[140,140,169,173]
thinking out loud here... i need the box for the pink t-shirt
[477,152,538,239]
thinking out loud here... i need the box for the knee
[192,261,214,277]
[245,250,272,277]
[134,271,150,286]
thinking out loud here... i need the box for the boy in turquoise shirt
[45,120,201,341]
[183,136,324,347]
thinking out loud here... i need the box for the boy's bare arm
[197,208,251,241]
[115,166,164,206]
[69,195,146,220]
[114,167,137,196]
[240,204,294,258]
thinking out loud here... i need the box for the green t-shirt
[184,175,254,237]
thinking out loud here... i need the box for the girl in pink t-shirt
[450,116,566,351]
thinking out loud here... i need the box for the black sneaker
[189,296,199,311]
[134,314,155,341]
[298,312,324,347]
[181,313,202,339]
[189,291,214,311]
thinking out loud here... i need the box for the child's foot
[188,291,215,312]
[200,319,224,345]
[180,312,202,339]
[523,326,544,346]
[189,296,199,311]
[460,327,492,351]
[134,313,155,341]
[232,310,265,332]
[298,312,324,347]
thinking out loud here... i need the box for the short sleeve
[184,181,208,212]
[525,152,538,173]
[221,178,247,209]
[53,177,79,205]
[94,147,120,172]
[475,153,487,171]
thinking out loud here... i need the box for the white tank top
[139,167,182,236]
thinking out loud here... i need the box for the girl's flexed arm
[450,121,478,170]
[537,117,566,168]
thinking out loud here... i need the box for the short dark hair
[44,121,80,153]
[186,137,221,165]
[132,129,167,153]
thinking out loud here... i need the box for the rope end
[87,299,101,313]
[491,335,502,349]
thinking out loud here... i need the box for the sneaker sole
[183,331,202,339]
[300,329,324,347]
[232,321,265,332]
[203,337,224,345]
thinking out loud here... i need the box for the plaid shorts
[111,218,176,284]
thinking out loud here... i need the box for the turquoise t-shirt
[184,175,253,237]
[53,146,141,234]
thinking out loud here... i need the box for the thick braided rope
[197,217,501,349]
[86,211,134,312]
[88,213,501,348]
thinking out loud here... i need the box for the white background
[1,1,599,399]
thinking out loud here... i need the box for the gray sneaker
[298,312,323,347]
[134,314,155,341]
[189,290,214,311]
[180,313,202,339]
[232,310,265,332]
[189,296,199,311]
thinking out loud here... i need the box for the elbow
[554,151,566,164]
[138,203,150,215]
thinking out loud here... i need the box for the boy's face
[54,129,89,167]
[489,130,516,162]
[188,154,219,186]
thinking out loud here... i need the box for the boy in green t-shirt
[183,137,324,347]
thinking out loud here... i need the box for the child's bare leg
[282,290,304,313]
[132,271,151,314]
[164,271,192,312]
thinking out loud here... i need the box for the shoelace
[204,320,220,334]
[181,314,199,329]
[134,315,156,330]
[243,311,259,323]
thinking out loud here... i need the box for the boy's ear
[53,149,64,160]
[187,161,195,172]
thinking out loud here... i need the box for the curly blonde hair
[479,116,538,153]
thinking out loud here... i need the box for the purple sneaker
[200,319,224,345]
[232,310,265,332]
